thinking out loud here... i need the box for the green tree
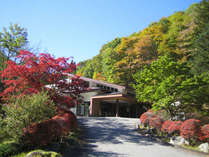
[133,55,186,116]
[195,0,209,30]
[190,23,209,74]
[101,38,121,83]
[0,24,28,63]
[133,54,209,118]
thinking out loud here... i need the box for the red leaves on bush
[199,124,209,141]
[161,120,173,133]
[149,117,162,129]
[52,111,77,134]
[23,119,62,146]
[168,121,183,134]
[140,111,208,142]
[140,110,162,129]
[23,111,77,146]
[140,111,156,125]
[161,120,183,134]
[180,119,201,139]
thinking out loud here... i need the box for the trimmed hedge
[23,111,77,146]
[199,124,209,142]
[161,120,173,133]
[140,110,208,142]
[168,121,183,134]
[180,119,200,139]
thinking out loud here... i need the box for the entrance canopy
[90,94,136,117]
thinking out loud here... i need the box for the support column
[116,99,119,117]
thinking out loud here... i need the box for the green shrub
[10,152,27,157]
[0,116,9,141]
[3,91,57,142]
[0,141,22,157]
[25,150,62,157]
[9,149,62,157]
[11,152,27,157]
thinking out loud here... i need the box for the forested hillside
[77,0,209,118]
[77,1,207,84]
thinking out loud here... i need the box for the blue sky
[0,0,201,62]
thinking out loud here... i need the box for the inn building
[69,75,141,118]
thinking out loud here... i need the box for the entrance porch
[89,94,137,117]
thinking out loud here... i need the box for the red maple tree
[0,50,85,110]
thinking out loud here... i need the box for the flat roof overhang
[91,94,136,104]
[89,93,136,116]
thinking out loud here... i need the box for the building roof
[68,74,126,93]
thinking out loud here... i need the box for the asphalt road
[65,117,207,157]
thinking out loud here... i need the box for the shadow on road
[63,145,123,157]
[62,117,208,157]
[80,117,170,146]
[63,117,171,156]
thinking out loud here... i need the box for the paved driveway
[65,117,207,157]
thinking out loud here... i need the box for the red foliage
[0,50,86,110]
[23,119,62,146]
[161,120,173,133]
[23,111,77,146]
[199,124,209,141]
[168,121,183,134]
[140,111,156,125]
[52,111,77,134]
[149,117,162,129]
[180,119,201,139]
[140,110,162,129]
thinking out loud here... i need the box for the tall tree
[0,24,28,63]
[190,23,209,75]
[101,38,121,83]
[133,55,209,118]
[195,0,209,30]
[0,24,29,102]
[115,36,158,86]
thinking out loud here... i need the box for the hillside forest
[76,0,209,119]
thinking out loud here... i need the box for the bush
[52,111,77,134]
[0,141,22,157]
[23,119,62,146]
[3,91,56,142]
[199,124,209,142]
[25,150,61,157]
[23,111,77,146]
[149,117,162,129]
[10,152,28,157]
[161,120,173,133]
[140,110,156,126]
[180,119,201,140]
[168,121,183,134]
[154,109,170,121]
[0,116,9,141]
